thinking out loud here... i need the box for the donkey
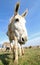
[7,2,28,63]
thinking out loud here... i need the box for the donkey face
[12,14,27,44]
[7,2,28,44]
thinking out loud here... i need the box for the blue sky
[0,0,40,44]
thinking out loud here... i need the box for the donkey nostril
[22,37,24,41]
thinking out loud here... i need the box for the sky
[0,0,40,45]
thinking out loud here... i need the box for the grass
[0,47,40,65]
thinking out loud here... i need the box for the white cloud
[0,39,10,44]
[28,32,40,40]
[24,36,40,47]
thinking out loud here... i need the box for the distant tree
[29,46,32,48]
[37,46,39,48]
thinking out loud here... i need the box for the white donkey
[7,2,28,63]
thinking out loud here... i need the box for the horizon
[0,0,40,46]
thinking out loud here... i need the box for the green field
[0,47,40,65]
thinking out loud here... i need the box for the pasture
[0,47,40,65]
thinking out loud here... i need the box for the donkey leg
[21,46,24,55]
[18,44,22,56]
[13,40,18,63]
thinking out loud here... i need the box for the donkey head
[7,2,28,44]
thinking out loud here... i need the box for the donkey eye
[15,18,19,22]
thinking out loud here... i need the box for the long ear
[21,9,28,17]
[14,2,20,16]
